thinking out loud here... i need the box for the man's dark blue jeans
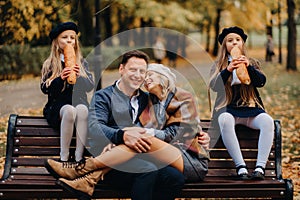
[101,158,184,200]
[153,166,185,200]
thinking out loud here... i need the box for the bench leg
[284,178,294,200]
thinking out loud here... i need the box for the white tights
[218,112,274,169]
[59,104,88,162]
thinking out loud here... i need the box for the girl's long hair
[210,38,264,110]
[41,35,88,88]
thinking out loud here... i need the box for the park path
[0,77,46,118]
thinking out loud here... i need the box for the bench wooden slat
[177,188,287,199]
[15,127,59,136]
[0,114,293,200]
[9,166,275,178]
[206,169,276,177]
[209,149,275,159]
[10,167,49,175]
[5,174,55,181]
[12,147,60,155]
[10,157,56,166]
[213,138,276,148]
[14,137,60,146]
[16,117,50,127]
[207,160,275,169]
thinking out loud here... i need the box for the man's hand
[123,127,152,153]
[197,131,210,150]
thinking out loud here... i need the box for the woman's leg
[74,104,88,162]
[45,132,183,182]
[247,113,274,169]
[93,136,184,172]
[218,112,247,172]
[60,105,76,161]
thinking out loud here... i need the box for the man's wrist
[117,129,125,144]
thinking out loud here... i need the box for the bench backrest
[1,114,282,181]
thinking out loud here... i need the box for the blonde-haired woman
[209,26,274,180]
[41,22,94,164]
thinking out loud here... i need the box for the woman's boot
[45,157,98,179]
[56,169,107,199]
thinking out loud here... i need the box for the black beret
[218,26,248,45]
[49,22,78,41]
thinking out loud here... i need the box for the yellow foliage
[1,0,71,44]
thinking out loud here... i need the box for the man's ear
[119,64,124,75]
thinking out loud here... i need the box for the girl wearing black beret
[209,26,274,180]
[41,22,94,164]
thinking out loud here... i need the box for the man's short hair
[121,50,150,65]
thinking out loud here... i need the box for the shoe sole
[44,159,62,179]
[56,179,91,200]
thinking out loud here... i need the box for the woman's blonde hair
[41,35,88,88]
[158,73,171,98]
[210,37,264,110]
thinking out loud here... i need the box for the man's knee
[157,166,184,187]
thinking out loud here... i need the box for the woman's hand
[101,143,116,155]
[197,131,210,150]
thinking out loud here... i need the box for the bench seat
[0,114,293,199]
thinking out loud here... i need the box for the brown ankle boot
[45,158,98,180]
[56,169,105,199]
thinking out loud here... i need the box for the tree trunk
[102,6,113,46]
[78,0,93,46]
[213,8,221,56]
[205,20,211,53]
[117,10,130,46]
[94,0,102,90]
[286,0,297,71]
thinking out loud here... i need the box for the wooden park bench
[0,114,294,199]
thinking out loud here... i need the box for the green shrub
[0,45,50,80]
[0,45,155,81]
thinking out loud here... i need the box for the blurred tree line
[0,0,299,79]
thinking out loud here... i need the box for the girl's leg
[93,136,184,172]
[74,104,88,162]
[60,105,76,161]
[218,112,247,173]
[247,113,274,169]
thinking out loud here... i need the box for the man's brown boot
[56,169,106,200]
[45,158,98,180]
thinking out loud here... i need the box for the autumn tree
[208,0,272,56]
[286,0,297,71]
[0,0,71,45]
[70,0,94,46]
